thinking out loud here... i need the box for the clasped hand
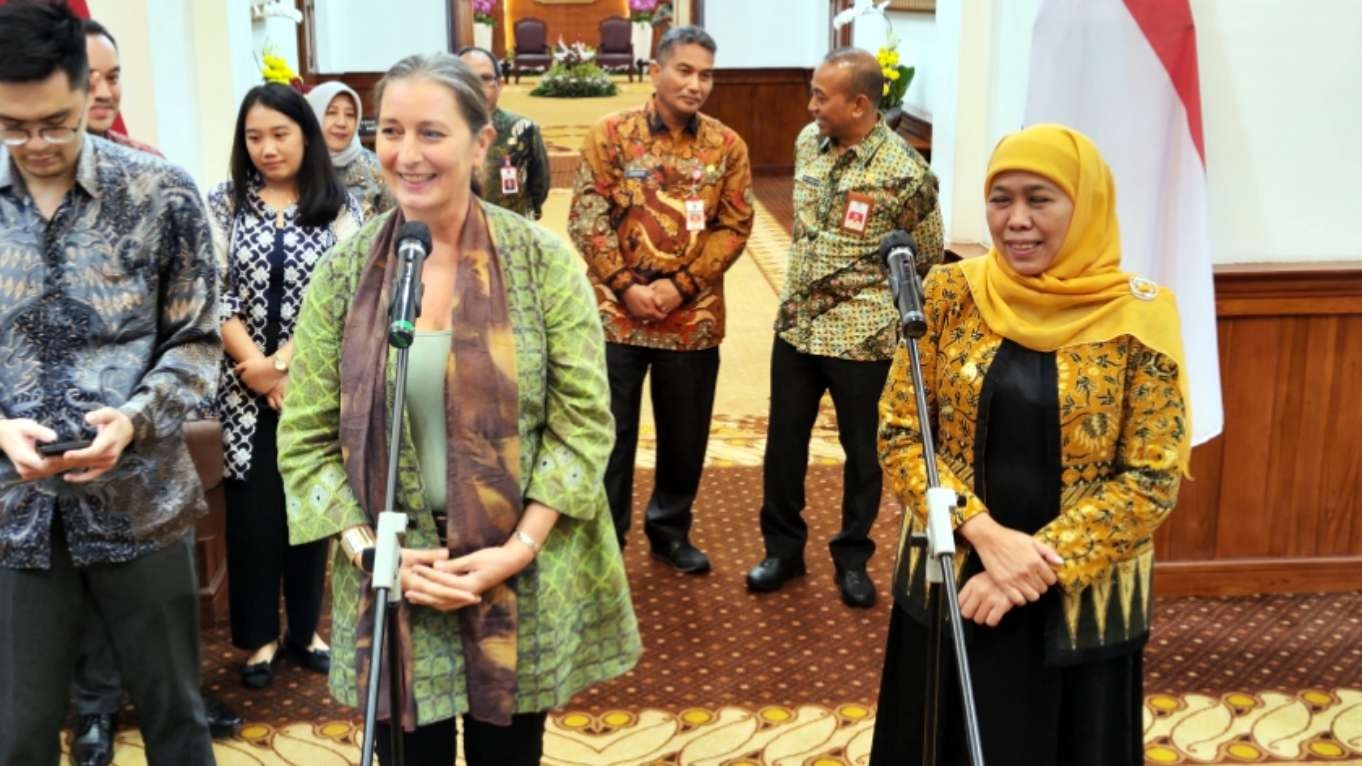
[395,542,535,612]
[956,513,1064,626]
[621,280,683,322]
[234,357,288,411]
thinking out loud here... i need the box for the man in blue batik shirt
[0,4,219,764]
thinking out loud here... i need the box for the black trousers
[72,606,124,715]
[375,712,549,766]
[869,603,1145,766]
[0,519,213,766]
[604,342,720,548]
[758,337,890,569]
[224,406,328,650]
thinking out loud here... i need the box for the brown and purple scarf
[338,199,522,728]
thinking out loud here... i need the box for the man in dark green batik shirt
[459,46,551,219]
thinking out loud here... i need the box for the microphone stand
[359,251,426,766]
[896,268,986,766]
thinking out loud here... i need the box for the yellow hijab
[958,124,1191,473]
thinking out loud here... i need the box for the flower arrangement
[258,46,308,93]
[471,0,496,25]
[877,44,914,111]
[530,39,617,98]
[629,0,658,23]
[555,39,595,66]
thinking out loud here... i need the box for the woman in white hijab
[306,81,394,221]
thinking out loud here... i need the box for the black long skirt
[868,600,1145,766]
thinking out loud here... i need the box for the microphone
[879,229,927,339]
[388,221,432,349]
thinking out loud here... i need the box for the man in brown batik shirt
[569,25,754,574]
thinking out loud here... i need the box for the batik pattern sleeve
[278,239,371,544]
[877,267,990,532]
[205,183,240,324]
[527,124,551,218]
[117,168,221,444]
[523,230,615,520]
[900,171,945,277]
[1035,342,1185,592]
[568,119,635,296]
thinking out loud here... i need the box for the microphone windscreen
[879,229,916,267]
[396,220,433,254]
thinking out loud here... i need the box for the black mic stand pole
[898,270,986,766]
[359,265,425,766]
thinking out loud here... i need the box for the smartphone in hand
[36,439,93,456]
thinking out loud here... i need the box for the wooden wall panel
[703,68,812,175]
[503,0,629,53]
[1154,262,1362,596]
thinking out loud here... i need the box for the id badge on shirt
[840,191,874,235]
[685,197,706,232]
[500,163,520,196]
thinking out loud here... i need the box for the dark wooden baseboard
[1154,557,1362,597]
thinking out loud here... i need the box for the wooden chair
[511,17,551,83]
[597,15,636,82]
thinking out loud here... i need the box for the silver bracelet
[512,529,541,555]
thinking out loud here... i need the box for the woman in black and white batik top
[207,82,361,690]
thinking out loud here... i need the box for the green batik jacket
[277,202,641,723]
[480,108,551,220]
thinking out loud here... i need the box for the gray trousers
[0,521,215,766]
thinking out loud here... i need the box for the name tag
[624,168,650,179]
[841,192,874,235]
[799,174,822,187]
[500,165,520,195]
[685,197,706,232]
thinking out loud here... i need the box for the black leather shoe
[650,539,712,574]
[203,692,242,739]
[241,647,280,689]
[836,567,877,608]
[71,712,116,766]
[284,637,331,674]
[745,557,806,592]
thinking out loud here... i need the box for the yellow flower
[260,53,297,85]
[882,82,891,96]
[887,68,901,81]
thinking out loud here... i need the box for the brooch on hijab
[1128,275,1159,301]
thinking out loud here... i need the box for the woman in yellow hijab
[869,124,1189,766]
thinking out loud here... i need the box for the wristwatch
[272,354,289,374]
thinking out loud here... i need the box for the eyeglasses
[0,125,81,147]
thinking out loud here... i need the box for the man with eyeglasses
[0,4,219,764]
[56,19,245,766]
[457,46,550,219]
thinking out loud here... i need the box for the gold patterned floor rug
[57,692,1362,764]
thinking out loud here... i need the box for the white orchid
[832,0,891,31]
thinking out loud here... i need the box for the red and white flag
[1026,0,1223,444]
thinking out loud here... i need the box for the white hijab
[306,81,365,168]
